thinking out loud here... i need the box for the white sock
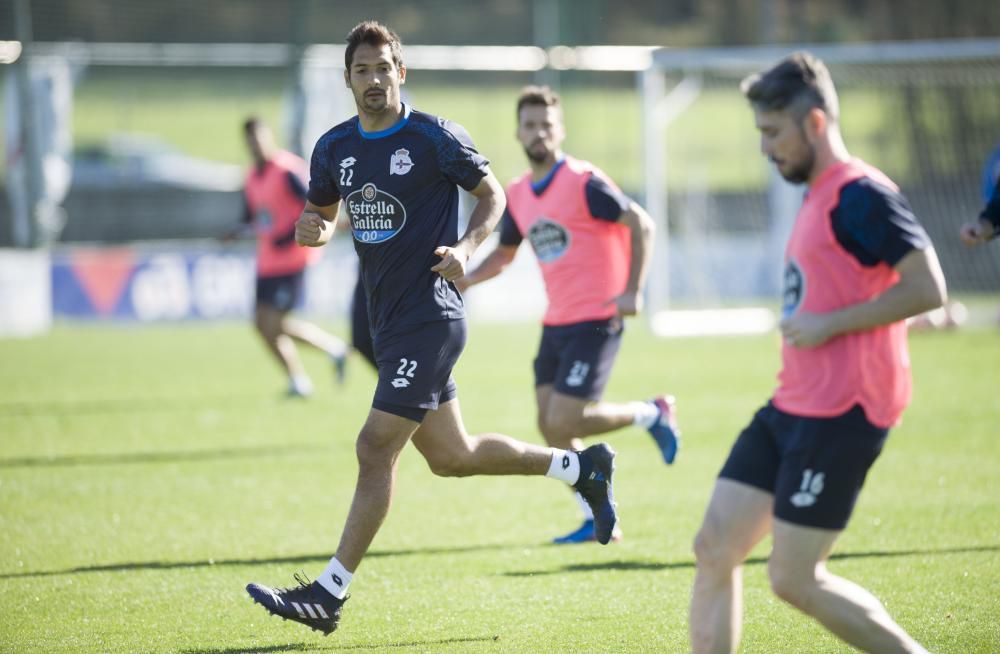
[328,340,348,359]
[630,401,659,428]
[909,645,932,654]
[289,374,314,396]
[317,556,352,599]
[545,449,580,484]
[574,491,595,520]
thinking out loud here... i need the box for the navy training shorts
[255,270,305,313]
[533,317,624,401]
[719,401,889,530]
[371,319,466,422]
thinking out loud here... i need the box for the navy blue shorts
[256,270,304,313]
[719,402,889,530]
[371,319,466,422]
[533,317,623,400]
[350,275,375,368]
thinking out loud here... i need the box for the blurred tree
[4,0,999,46]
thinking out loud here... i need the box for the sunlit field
[1,320,997,653]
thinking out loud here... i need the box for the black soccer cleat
[573,443,619,545]
[246,573,346,636]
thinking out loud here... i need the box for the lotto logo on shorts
[392,357,418,389]
[790,469,825,507]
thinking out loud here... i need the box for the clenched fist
[296,212,332,247]
[431,246,470,281]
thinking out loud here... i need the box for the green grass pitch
[0,321,997,652]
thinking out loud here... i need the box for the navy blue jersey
[830,177,930,267]
[308,105,490,336]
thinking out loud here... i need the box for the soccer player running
[458,86,680,544]
[225,117,348,397]
[689,52,945,654]
[245,21,618,636]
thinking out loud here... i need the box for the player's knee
[424,449,472,478]
[692,525,736,573]
[354,429,399,471]
[420,437,475,478]
[768,559,813,609]
[539,411,580,446]
[539,422,569,446]
[254,313,279,339]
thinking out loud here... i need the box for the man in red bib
[459,86,680,544]
[230,117,348,397]
[689,53,945,654]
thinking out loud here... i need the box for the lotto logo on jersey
[527,218,570,263]
[347,183,408,244]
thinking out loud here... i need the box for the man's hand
[780,310,836,348]
[607,291,643,317]
[296,212,331,247]
[431,246,470,282]
[959,218,995,246]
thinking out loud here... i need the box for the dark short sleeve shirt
[831,178,931,267]
[307,105,489,337]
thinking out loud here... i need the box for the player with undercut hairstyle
[459,85,680,544]
[244,20,619,636]
[689,52,944,654]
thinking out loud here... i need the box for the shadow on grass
[0,443,330,469]
[183,636,497,653]
[501,543,1000,577]
[0,542,518,580]
[0,394,267,419]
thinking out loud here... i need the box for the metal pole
[286,0,310,157]
[640,66,668,315]
[11,0,43,248]
[533,0,560,89]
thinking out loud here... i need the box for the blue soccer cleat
[552,518,623,545]
[647,395,681,464]
[246,573,347,636]
[572,443,619,545]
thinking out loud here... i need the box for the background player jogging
[459,85,680,544]
[224,117,349,397]
[244,20,618,636]
[688,52,946,654]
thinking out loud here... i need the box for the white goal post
[640,38,1000,336]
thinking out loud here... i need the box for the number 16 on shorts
[790,468,825,508]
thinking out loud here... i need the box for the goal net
[640,39,1000,334]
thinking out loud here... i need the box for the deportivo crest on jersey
[347,183,407,244]
[782,259,805,319]
[527,218,571,263]
[389,148,414,175]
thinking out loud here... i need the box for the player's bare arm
[296,199,341,247]
[611,202,656,316]
[455,245,518,292]
[781,246,947,348]
[432,170,506,281]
